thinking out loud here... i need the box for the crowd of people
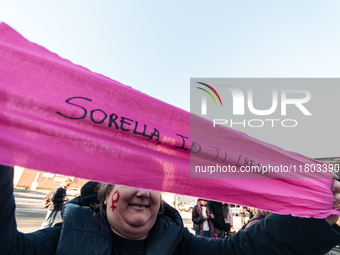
[2,164,340,255]
[192,199,234,238]
[191,199,265,238]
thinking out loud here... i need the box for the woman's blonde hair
[95,183,115,218]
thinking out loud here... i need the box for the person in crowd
[222,203,233,237]
[79,181,100,212]
[2,164,340,255]
[80,181,100,196]
[192,198,216,238]
[207,200,225,238]
[248,207,254,219]
[40,176,73,229]
[241,208,272,230]
[239,206,246,226]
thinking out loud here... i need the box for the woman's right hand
[326,173,340,225]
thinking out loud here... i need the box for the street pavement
[14,189,62,233]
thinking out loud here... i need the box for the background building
[13,166,89,191]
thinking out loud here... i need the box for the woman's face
[104,185,161,240]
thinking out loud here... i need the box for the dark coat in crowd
[191,202,214,233]
[48,185,67,211]
[207,201,225,230]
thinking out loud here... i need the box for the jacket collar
[145,203,184,255]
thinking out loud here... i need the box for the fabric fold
[0,22,337,218]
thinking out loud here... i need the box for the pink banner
[0,22,337,218]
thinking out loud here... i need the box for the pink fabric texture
[0,22,337,218]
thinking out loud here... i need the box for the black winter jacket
[207,201,225,230]
[2,164,340,255]
[192,203,214,233]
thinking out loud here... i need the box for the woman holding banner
[1,164,340,255]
